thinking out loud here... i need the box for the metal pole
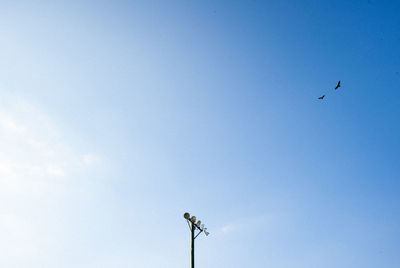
[191,221,195,268]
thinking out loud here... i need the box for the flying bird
[334,81,341,90]
[318,95,325,100]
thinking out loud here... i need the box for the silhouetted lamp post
[183,212,209,268]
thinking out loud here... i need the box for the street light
[183,212,209,268]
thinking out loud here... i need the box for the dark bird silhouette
[334,81,341,90]
[318,95,325,100]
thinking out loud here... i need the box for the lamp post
[184,212,209,268]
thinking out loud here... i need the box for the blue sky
[0,0,399,267]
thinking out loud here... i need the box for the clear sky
[0,0,399,267]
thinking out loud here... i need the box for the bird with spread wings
[334,81,341,90]
[317,81,342,100]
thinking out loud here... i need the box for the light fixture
[183,212,210,268]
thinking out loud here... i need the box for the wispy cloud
[218,213,283,236]
[221,224,236,234]
[0,96,104,267]
[82,153,99,166]
[0,98,100,195]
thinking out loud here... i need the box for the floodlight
[183,212,209,268]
